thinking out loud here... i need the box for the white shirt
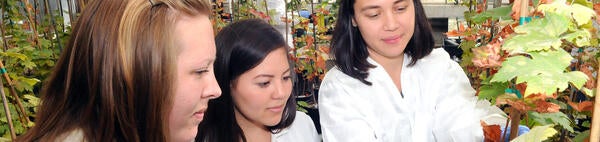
[318,48,506,142]
[272,111,321,142]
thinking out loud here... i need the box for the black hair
[330,0,435,85]
[196,19,296,142]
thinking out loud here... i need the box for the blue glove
[500,125,530,142]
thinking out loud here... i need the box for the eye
[257,81,271,88]
[367,13,379,18]
[283,76,292,81]
[194,68,209,75]
[396,7,406,12]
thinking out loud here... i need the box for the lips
[193,109,206,121]
[267,105,284,112]
[382,35,401,44]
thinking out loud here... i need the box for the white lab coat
[318,48,506,142]
[272,111,321,142]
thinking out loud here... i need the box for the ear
[351,17,357,27]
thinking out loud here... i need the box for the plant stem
[509,108,521,140]
[21,0,40,48]
[0,61,31,126]
[0,73,16,141]
[0,1,9,51]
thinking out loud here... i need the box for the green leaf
[478,81,508,104]
[14,77,40,92]
[571,4,595,26]
[511,124,558,142]
[561,30,592,47]
[581,87,595,97]
[23,94,40,106]
[514,13,569,37]
[1,51,28,61]
[502,32,562,54]
[491,50,588,95]
[528,112,574,132]
[572,0,593,7]
[471,6,513,23]
[573,130,590,142]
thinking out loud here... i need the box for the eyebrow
[253,68,292,79]
[359,0,405,12]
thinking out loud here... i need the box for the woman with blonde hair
[17,0,221,141]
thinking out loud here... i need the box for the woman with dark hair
[318,0,506,141]
[17,0,221,141]
[196,19,320,142]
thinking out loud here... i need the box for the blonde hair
[18,0,212,141]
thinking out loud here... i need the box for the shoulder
[409,48,462,75]
[57,128,86,142]
[320,67,371,89]
[273,111,320,141]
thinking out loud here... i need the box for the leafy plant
[0,0,69,140]
[448,0,598,141]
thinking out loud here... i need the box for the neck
[368,52,404,75]
[235,108,271,142]
[368,50,404,92]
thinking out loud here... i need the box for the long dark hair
[330,0,435,85]
[196,19,296,142]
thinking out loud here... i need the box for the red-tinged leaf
[496,93,519,105]
[534,100,561,113]
[580,63,596,88]
[568,101,594,112]
[511,0,522,21]
[482,121,502,142]
[510,0,534,21]
[459,22,466,32]
[515,83,527,96]
[526,93,558,101]
[595,3,600,25]
[305,36,315,48]
[539,0,553,4]
[508,99,533,112]
[319,45,330,54]
[472,42,503,68]
[445,30,463,37]
[477,0,488,13]
[315,56,326,73]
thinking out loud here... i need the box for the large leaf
[561,30,592,47]
[528,112,574,132]
[511,125,557,142]
[502,32,562,54]
[571,4,595,26]
[491,50,588,95]
[513,12,569,37]
[503,13,570,54]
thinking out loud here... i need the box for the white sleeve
[318,72,378,142]
[432,58,506,141]
[294,111,321,142]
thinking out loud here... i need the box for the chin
[170,130,197,142]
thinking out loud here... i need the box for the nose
[272,80,289,100]
[383,12,399,31]
[203,72,222,99]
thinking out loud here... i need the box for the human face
[169,14,221,142]
[353,0,415,61]
[231,48,292,128]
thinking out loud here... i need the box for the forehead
[354,0,410,8]
[241,48,289,75]
[174,14,215,60]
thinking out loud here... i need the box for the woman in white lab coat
[318,0,506,141]
[196,19,320,142]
